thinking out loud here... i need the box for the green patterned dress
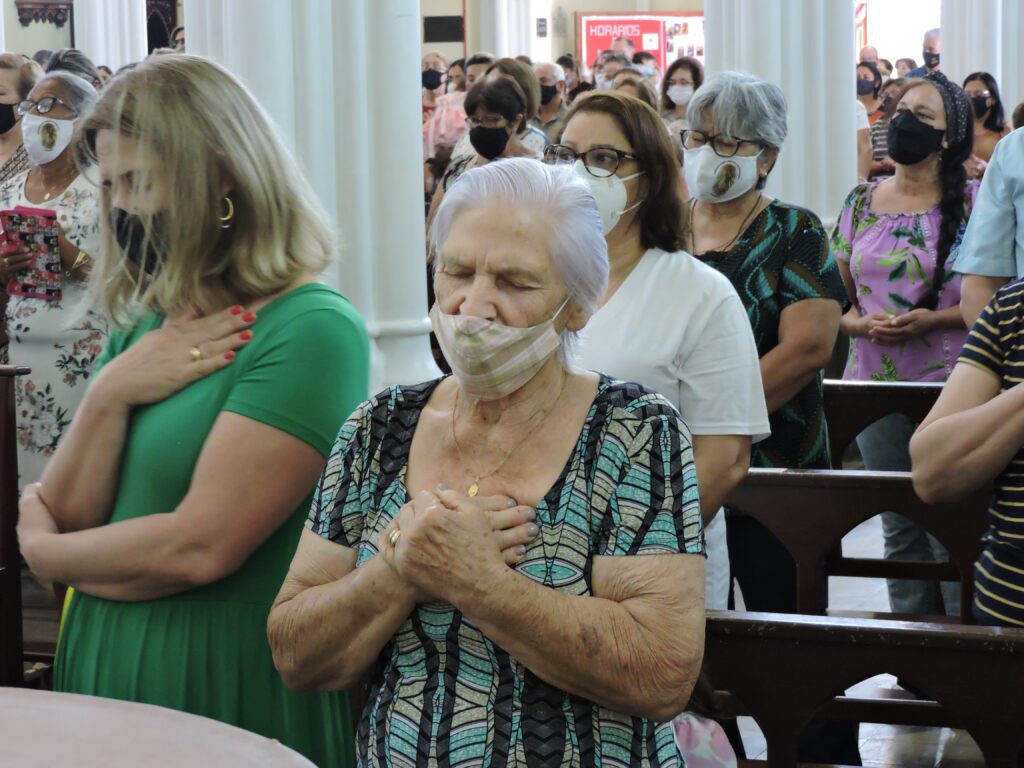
[308,376,705,767]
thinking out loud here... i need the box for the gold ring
[388,528,401,546]
[189,346,202,362]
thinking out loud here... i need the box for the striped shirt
[958,279,1024,626]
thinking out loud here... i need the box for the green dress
[54,283,369,768]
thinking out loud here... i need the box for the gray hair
[33,71,98,115]
[687,70,788,150]
[924,28,940,43]
[430,158,609,366]
[535,61,566,83]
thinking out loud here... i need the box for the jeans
[856,413,960,616]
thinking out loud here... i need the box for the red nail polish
[242,311,256,322]
[239,330,253,341]
[230,305,244,315]
[224,351,235,360]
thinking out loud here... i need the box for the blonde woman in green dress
[16,55,368,767]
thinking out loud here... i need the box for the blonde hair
[0,53,43,100]
[78,54,334,324]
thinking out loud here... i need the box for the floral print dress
[0,170,107,485]
[831,180,978,382]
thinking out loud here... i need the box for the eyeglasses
[17,96,77,118]
[681,129,763,158]
[542,144,638,178]
[466,115,508,130]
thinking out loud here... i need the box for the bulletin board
[576,12,705,71]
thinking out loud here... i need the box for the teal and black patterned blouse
[701,200,847,470]
[308,375,705,768]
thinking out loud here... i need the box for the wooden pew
[822,379,943,468]
[0,365,28,686]
[707,611,1024,768]
[725,468,989,622]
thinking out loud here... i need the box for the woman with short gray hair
[0,70,106,485]
[270,157,707,767]
[683,69,852,763]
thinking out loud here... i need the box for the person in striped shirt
[912,279,1024,626]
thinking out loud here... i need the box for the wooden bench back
[725,469,990,622]
[822,379,943,468]
[0,365,28,686]
[706,610,1024,767]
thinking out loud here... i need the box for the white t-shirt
[575,247,770,441]
[855,100,869,131]
[574,248,770,611]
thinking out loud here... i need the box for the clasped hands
[378,486,538,604]
[857,308,937,344]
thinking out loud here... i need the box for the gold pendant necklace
[450,375,568,497]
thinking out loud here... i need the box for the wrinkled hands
[378,487,537,604]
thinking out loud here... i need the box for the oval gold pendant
[468,482,479,497]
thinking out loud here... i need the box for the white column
[74,0,148,71]
[704,0,856,226]
[185,0,439,390]
[941,0,1024,110]
[477,0,508,57]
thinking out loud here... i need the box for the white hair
[535,61,566,83]
[34,70,97,114]
[924,28,940,43]
[687,70,788,150]
[430,158,608,366]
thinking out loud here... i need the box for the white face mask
[429,298,569,400]
[683,145,763,203]
[573,160,644,235]
[22,113,75,166]
[667,84,694,107]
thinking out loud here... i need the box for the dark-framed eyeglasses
[466,115,509,130]
[542,143,638,178]
[17,96,77,118]
[681,129,763,158]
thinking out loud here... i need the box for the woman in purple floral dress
[832,72,976,618]
[0,72,106,486]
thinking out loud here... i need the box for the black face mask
[111,207,164,277]
[469,125,512,160]
[887,110,945,166]
[422,69,444,91]
[856,79,876,96]
[971,94,990,118]
[0,103,17,135]
[539,84,560,105]
[923,51,940,70]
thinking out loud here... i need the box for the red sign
[577,13,705,73]
[579,16,666,70]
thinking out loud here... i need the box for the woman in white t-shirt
[543,91,770,613]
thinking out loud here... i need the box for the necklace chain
[690,194,763,256]
[449,374,568,497]
[31,167,74,202]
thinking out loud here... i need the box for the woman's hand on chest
[380,487,538,605]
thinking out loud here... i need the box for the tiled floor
[734,514,985,767]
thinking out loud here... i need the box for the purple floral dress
[831,180,978,382]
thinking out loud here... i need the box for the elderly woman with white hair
[269,157,707,767]
[0,70,106,485]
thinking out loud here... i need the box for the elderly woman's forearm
[40,379,131,532]
[911,387,1024,501]
[455,563,704,722]
[268,555,417,692]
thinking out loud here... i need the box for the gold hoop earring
[218,196,235,229]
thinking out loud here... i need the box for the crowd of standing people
[6,21,1024,768]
